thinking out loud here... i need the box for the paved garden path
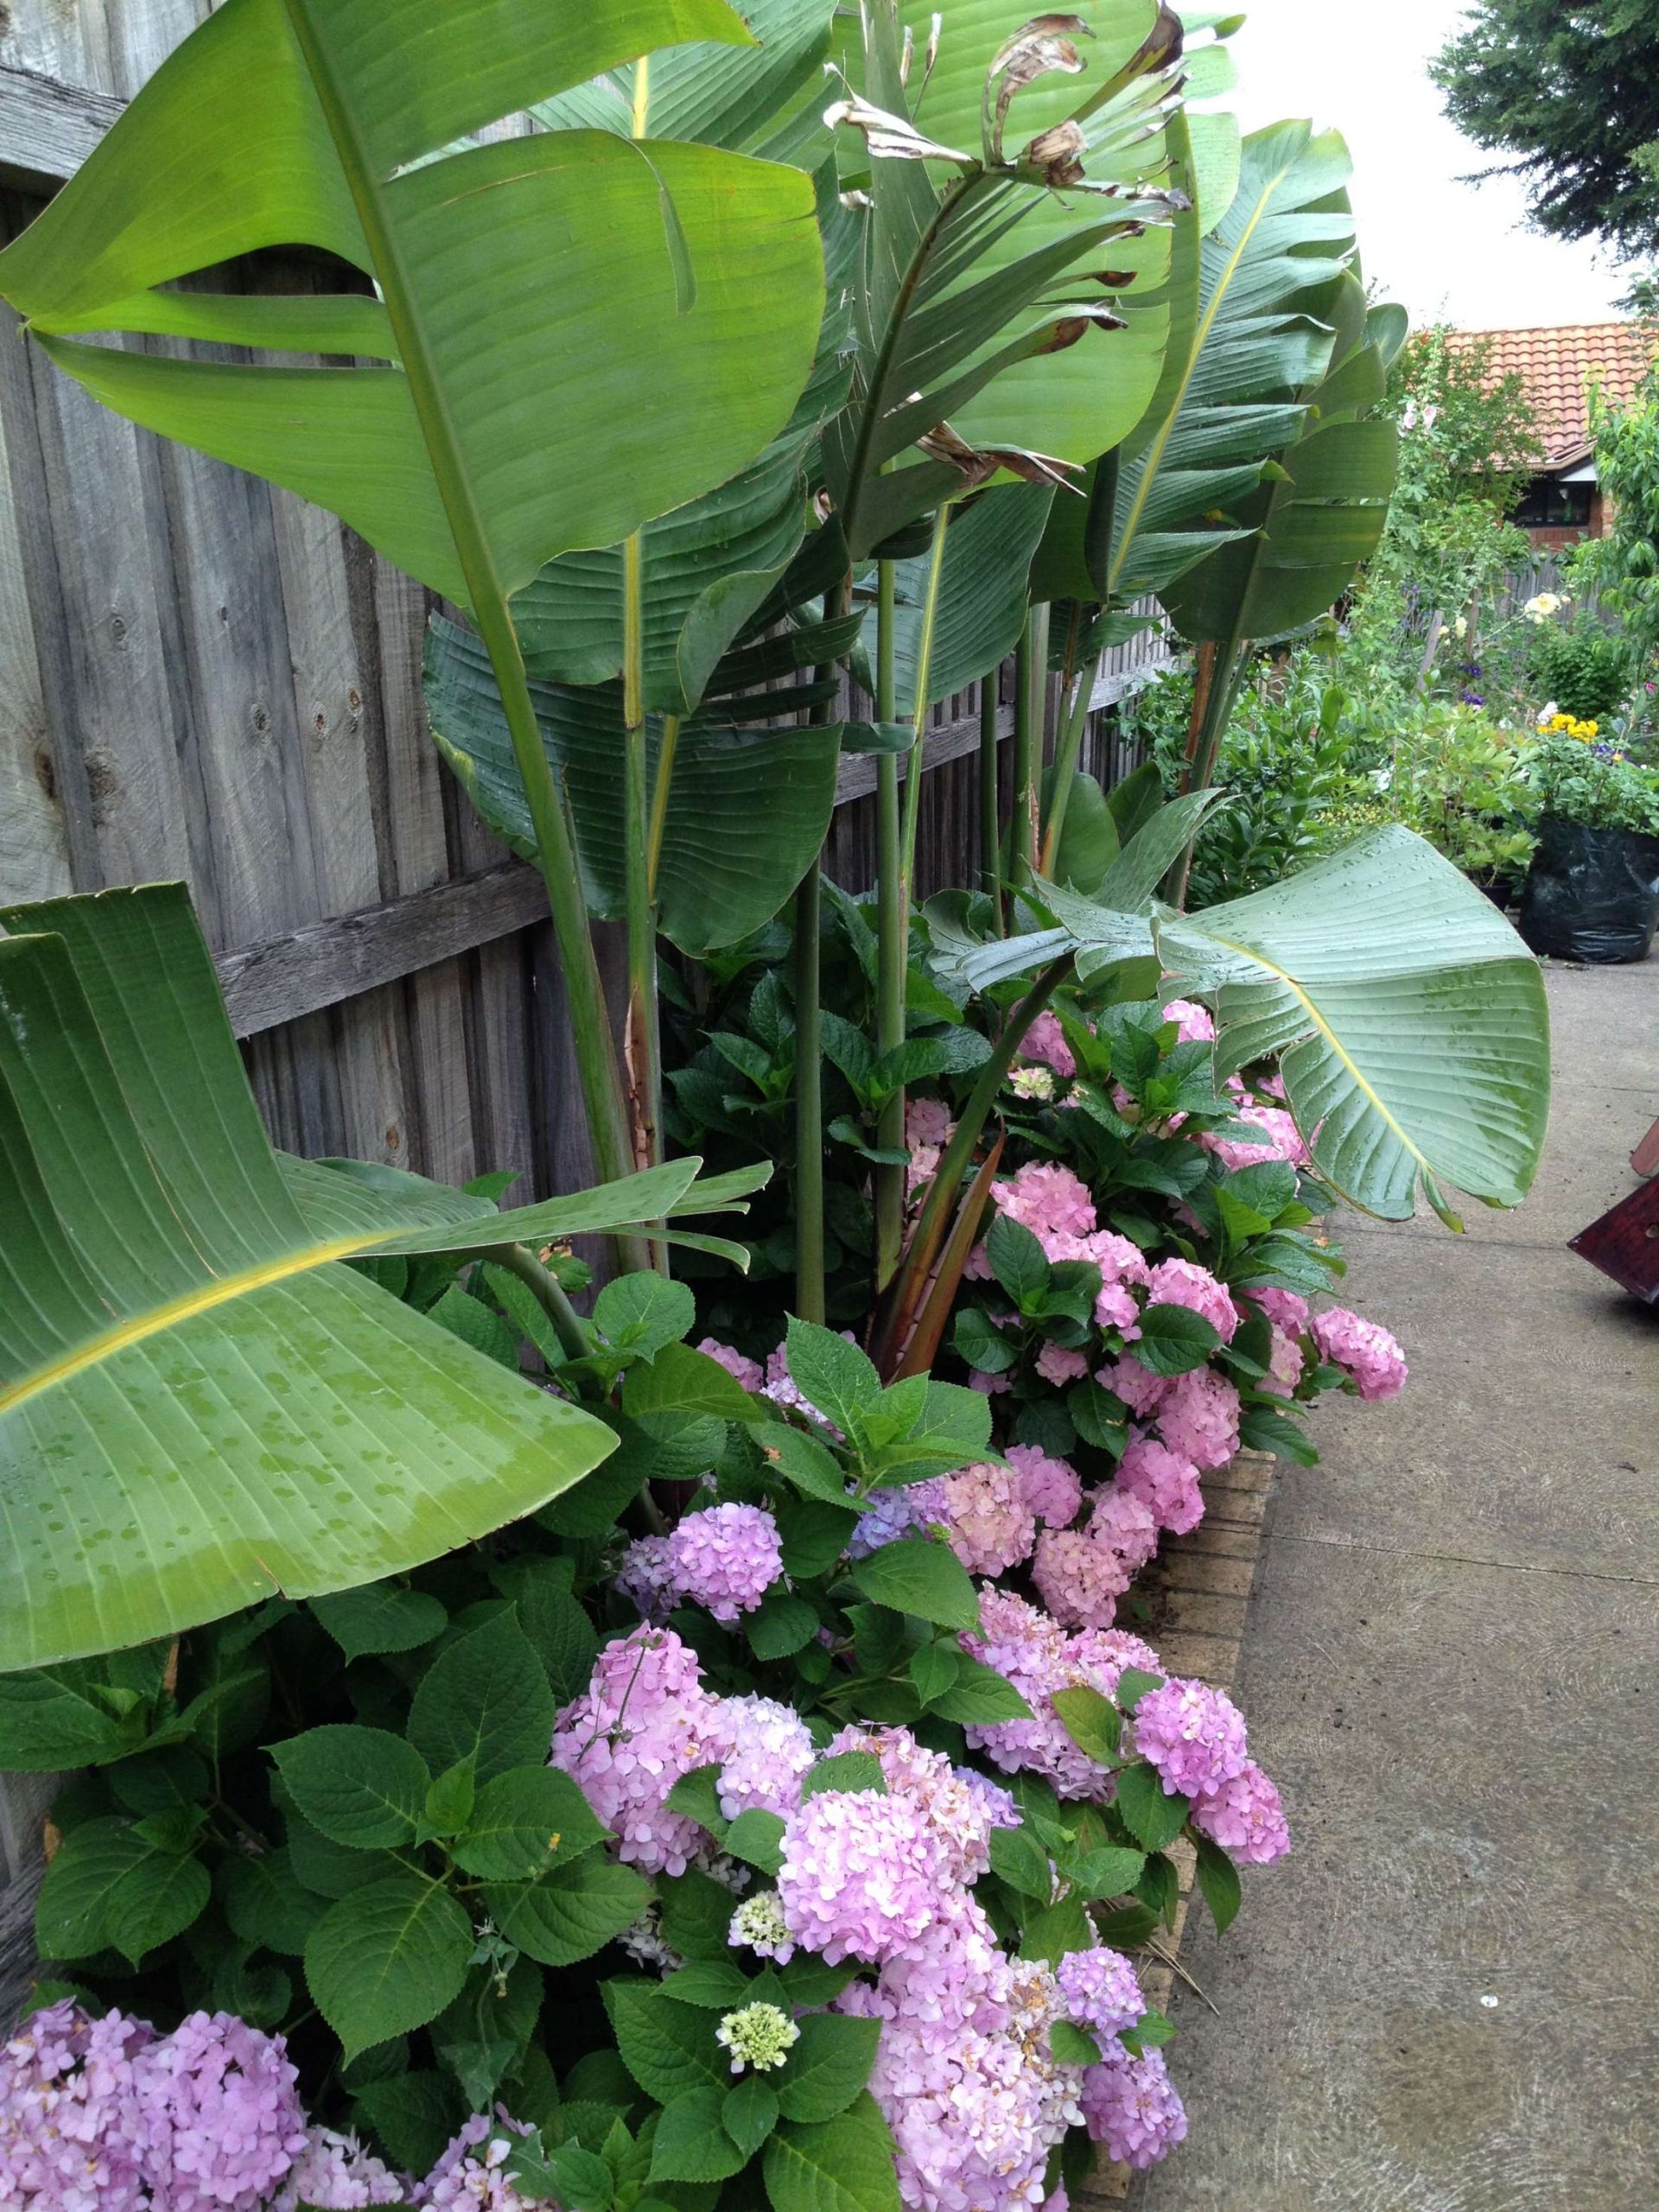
[1132,957,1659,2212]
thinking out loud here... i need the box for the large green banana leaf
[823,1,1202,555]
[931,817,1550,1224]
[533,0,838,168]
[0,883,755,1670]
[855,483,1056,715]
[0,0,825,611]
[1037,119,1360,607]
[425,619,850,957]
[1161,281,1401,643]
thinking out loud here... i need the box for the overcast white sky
[1221,0,1630,330]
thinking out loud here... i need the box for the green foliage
[1433,1,1659,260]
[1528,732,1659,836]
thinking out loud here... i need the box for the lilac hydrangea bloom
[961,1591,1160,1800]
[922,1460,1037,1577]
[716,1695,816,1820]
[550,1624,729,1875]
[696,1338,763,1393]
[1131,1679,1249,1800]
[1095,1355,1169,1421]
[0,2000,151,2212]
[275,2126,406,2209]
[1080,2045,1188,2169]
[776,1789,957,1965]
[848,1482,931,1559]
[1189,1759,1290,1864]
[414,2113,533,2209]
[1161,998,1214,1044]
[828,1726,1018,1885]
[615,1533,678,1622]
[1006,1443,1083,1529]
[1019,1010,1077,1078]
[1030,1529,1132,1633]
[1246,1287,1308,1336]
[1055,1947,1147,2041]
[664,1502,783,1624]
[130,2009,308,2212]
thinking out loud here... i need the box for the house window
[1513,476,1594,530]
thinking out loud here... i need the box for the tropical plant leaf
[0,882,741,1670]
[1038,118,1359,607]
[0,0,825,613]
[533,0,840,168]
[855,483,1054,715]
[425,619,844,956]
[823,0,1200,555]
[1160,825,1551,1219]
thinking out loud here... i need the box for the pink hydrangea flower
[828,1725,1019,1885]
[1080,2047,1188,2169]
[0,2001,152,2212]
[965,1162,1098,1278]
[696,1338,763,1393]
[1188,1759,1290,1864]
[1143,1258,1240,1344]
[1095,1356,1169,1421]
[1202,1104,1309,1172]
[1162,998,1215,1044]
[1030,1529,1133,1631]
[616,1533,678,1622]
[276,2127,406,2209]
[1005,1443,1083,1529]
[841,1902,1081,2212]
[919,1461,1037,1577]
[907,1096,956,1149]
[130,2010,309,2212]
[1154,1368,1240,1471]
[1035,1340,1090,1388]
[1247,1287,1308,1335]
[664,1503,783,1624]
[1115,1436,1204,1536]
[415,2114,533,2209]
[1131,1679,1249,1799]
[777,1789,957,1965]
[717,1695,817,1821]
[1089,1486,1159,1574]
[1262,1325,1305,1398]
[1312,1307,1408,1400]
[550,1625,729,1875]
[1055,1947,1146,2040]
[1020,1010,1077,1078]
[962,1592,1161,1800]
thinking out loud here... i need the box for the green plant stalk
[482,1242,590,1363]
[979,664,1006,934]
[1170,639,1249,908]
[622,531,668,1272]
[873,555,906,1291]
[794,577,849,1327]
[1011,601,1050,890]
[1038,601,1093,875]
[876,954,1071,1369]
[280,0,638,1236]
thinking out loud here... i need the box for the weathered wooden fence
[0,3,1175,2016]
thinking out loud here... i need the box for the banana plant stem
[873,554,906,1292]
[979,666,1005,934]
[1170,641,1249,909]
[623,531,667,1272]
[283,0,639,1255]
[1011,602,1050,891]
[1038,603,1094,876]
[794,585,847,1325]
[484,1242,590,1363]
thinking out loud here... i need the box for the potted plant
[1517,731,1659,962]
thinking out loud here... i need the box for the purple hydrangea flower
[1131,1678,1249,1800]
[130,2009,308,2212]
[1080,2046,1188,2169]
[663,1503,784,1624]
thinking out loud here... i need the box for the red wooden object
[1632,1116,1659,1179]
[1571,1176,1659,1302]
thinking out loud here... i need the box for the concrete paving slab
[1132,963,1659,2212]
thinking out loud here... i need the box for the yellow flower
[1585,721,1599,737]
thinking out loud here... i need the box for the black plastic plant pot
[1517,817,1659,963]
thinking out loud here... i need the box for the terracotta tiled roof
[1442,322,1659,472]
